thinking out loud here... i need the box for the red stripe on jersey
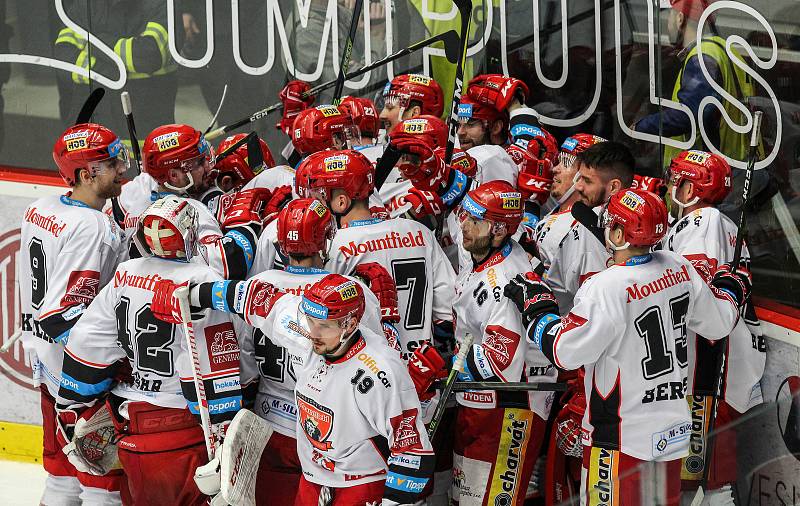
[64,347,112,368]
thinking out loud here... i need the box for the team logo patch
[457,103,473,119]
[309,199,327,217]
[499,192,522,210]
[402,119,429,134]
[205,323,239,372]
[482,326,520,370]
[153,132,180,152]
[297,393,335,450]
[389,408,423,453]
[317,105,341,117]
[335,280,358,301]
[323,154,348,172]
[684,150,711,165]
[61,270,100,306]
[63,130,90,152]
[408,74,431,85]
[619,191,645,212]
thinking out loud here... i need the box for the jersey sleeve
[545,223,608,313]
[542,279,622,371]
[232,315,260,407]
[356,353,435,504]
[56,281,125,409]
[685,262,740,341]
[464,298,527,383]
[39,219,120,344]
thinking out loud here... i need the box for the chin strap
[604,227,630,253]
[670,185,700,220]
[557,171,581,205]
[322,323,359,360]
[164,171,195,193]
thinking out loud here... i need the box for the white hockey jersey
[533,205,576,271]
[241,165,297,193]
[544,206,610,313]
[543,252,740,461]
[57,257,241,424]
[453,241,556,418]
[18,194,125,397]
[466,144,519,186]
[223,290,435,501]
[237,266,386,438]
[325,216,455,360]
[660,207,765,412]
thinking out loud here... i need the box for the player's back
[325,216,454,359]
[19,194,124,396]
[561,251,738,460]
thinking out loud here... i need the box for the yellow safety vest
[663,36,757,168]
[55,22,175,84]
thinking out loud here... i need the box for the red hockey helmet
[558,133,607,168]
[338,96,380,139]
[602,189,668,249]
[52,123,129,186]
[301,273,365,322]
[137,195,199,261]
[142,124,215,191]
[302,149,375,201]
[458,180,523,235]
[668,150,732,205]
[291,105,360,155]
[277,198,336,256]
[214,134,275,189]
[436,146,477,177]
[456,94,506,124]
[382,74,444,118]
[390,115,448,148]
[506,144,554,205]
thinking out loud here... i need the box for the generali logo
[0,229,35,391]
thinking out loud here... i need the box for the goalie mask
[137,196,200,261]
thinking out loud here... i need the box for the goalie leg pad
[219,409,274,506]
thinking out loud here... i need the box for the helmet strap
[164,171,194,194]
[322,323,359,360]
[604,226,631,253]
[670,184,700,220]
[557,170,582,205]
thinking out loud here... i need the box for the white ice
[0,459,47,505]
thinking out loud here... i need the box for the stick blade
[571,201,605,245]
[441,30,461,64]
[75,88,106,125]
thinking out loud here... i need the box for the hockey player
[660,150,765,500]
[338,95,381,147]
[378,73,445,133]
[504,188,751,505]
[55,196,242,505]
[151,273,436,505]
[533,134,607,271]
[19,123,127,505]
[544,141,635,312]
[291,105,362,158]
[238,198,400,505]
[449,181,557,506]
[302,148,455,362]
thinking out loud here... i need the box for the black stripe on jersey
[40,310,80,344]
[222,226,258,280]
[692,335,726,397]
[588,370,622,451]
[538,318,561,366]
[57,353,118,407]
[369,434,391,461]
[180,375,242,425]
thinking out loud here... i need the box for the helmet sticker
[684,150,711,164]
[63,130,90,152]
[402,119,429,134]
[620,191,646,211]
[301,297,329,319]
[153,132,180,152]
[499,192,522,210]
[323,154,348,172]
[408,74,431,85]
[309,199,327,217]
[457,103,473,119]
[317,105,341,117]
[335,280,358,301]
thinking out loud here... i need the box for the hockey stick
[120,92,142,174]
[0,329,22,354]
[427,332,474,440]
[174,286,217,460]
[570,201,605,244]
[433,380,567,392]
[203,84,229,135]
[205,30,460,141]
[75,87,105,124]
[332,0,365,104]
[443,0,473,165]
[690,111,763,506]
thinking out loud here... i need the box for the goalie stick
[690,111,763,506]
[332,0,364,104]
[427,332,474,440]
[174,286,218,460]
[205,30,460,140]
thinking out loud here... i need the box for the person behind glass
[632,0,758,168]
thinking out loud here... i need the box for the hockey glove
[438,146,477,178]
[57,402,121,476]
[467,74,530,111]
[219,188,273,233]
[263,185,293,218]
[277,80,314,135]
[352,262,400,323]
[554,377,586,458]
[710,262,752,308]
[408,344,447,401]
[390,136,451,193]
[504,272,560,329]
[370,205,390,221]
[508,143,553,205]
[397,188,444,220]
[151,279,188,325]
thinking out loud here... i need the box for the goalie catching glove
[56,402,121,476]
